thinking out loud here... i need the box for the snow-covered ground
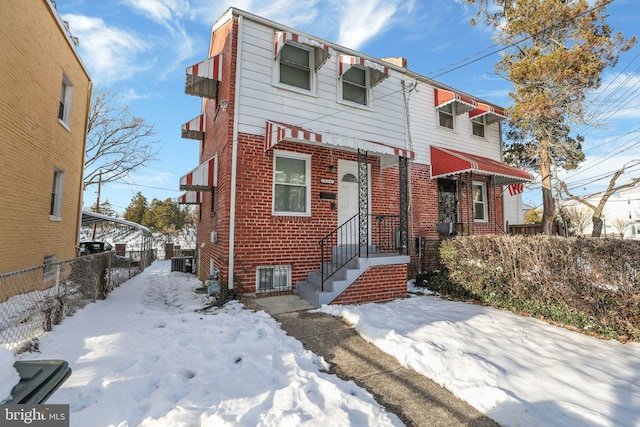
[2,260,639,426]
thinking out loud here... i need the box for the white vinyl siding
[237,19,407,154]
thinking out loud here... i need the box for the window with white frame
[58,73,73,127]
[472,182,488,222]
[273,150,311,215]
[50,168,65,219]
[44,254,56,282]
[278,43,312,91]
[256,265,292,293]
[472,116,485,138]
[342,66,367,105]
[438,103,454,129]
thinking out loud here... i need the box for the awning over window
[430,146,533,185]
[434,88,477,114]
[274,31,330,70]
[185,53,223,99]
[181,114,206,140]
[339,55,389,87]
[179,156,218,191]
[469,102,508,124]
[265,120,414,160]
[177,191,204,204]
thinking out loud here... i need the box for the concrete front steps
[296,248,410,307]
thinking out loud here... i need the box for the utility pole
[92,170,102,240]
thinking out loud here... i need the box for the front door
[337,160,370,245]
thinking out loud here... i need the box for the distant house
[178,8,532,305]
[562,185,640,239]
[0,0,91,280]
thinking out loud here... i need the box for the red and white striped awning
[181,114,206,140]
[185,53,223,99]
[430,146,533,185]
[434,88,477,114]
[469,102,508,124]
[178,191,204,204]
[179,156,218,191]
[339,55,389,87]
[274,31,331,70]
[265,120,414,160]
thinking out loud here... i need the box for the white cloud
[334,0,401,50]
[62,14,151,85]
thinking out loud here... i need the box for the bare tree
[84,89,160,187]
[561,161,640,237]
[561,204,593,236]
[610,217,628,239]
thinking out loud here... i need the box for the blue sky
[57,0,640,214]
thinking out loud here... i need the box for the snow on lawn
[9,261,401,427]
[320,289,640,427]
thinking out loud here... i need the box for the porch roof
[265,120,414,160]
[181,114,205,140]
[434,88,477,114]
[430,146,534,185]
[185,53,223,99]
[179,155,217,191]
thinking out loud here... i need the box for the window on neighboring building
[273,150,311,215]
[50,168,65,219]
[342,66,367,105]
[438,103,454,129]
[472,182,488,222]
[256,265,292,293]
[278,43,311,90]
[58,73,73,127]
[472,116,485,138]
[44,255,56,282]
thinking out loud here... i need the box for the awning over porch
[338,55,389,87]
[434,88,477,114]
[181,114,205,140]
[179,156,218,191]
[265,120,414,160]
[430,146,534,185]
[177,191,204,204]
[469,103,508,124]
[185,53,223,99]
[274,31,331,71]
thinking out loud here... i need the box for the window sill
[58,119,71,132]
[49,215,63,222]
[273,82,317,98]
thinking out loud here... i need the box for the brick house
[0,0,91,282]
[178,8,532,306]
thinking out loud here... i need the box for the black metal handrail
[319,214,402,291]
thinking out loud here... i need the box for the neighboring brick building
[178,8,532,305]
[0,0,91,278]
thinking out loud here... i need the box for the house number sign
[320,178,335,184]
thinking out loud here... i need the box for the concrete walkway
[254,295,500,427]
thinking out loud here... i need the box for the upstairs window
[58,73,73,128]
[342,66,367,105]
[472,116,485,138]
[50,168,65,219]
[279,44,311,90]
[438,103,454,129]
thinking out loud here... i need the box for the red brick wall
[331,264,408,305]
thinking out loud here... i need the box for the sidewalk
[255,295,500,427]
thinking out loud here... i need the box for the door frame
[337,159,371,245]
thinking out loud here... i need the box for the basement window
[256,265,292,293]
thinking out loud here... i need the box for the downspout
[77,81,93,247]
[227,14,244,290]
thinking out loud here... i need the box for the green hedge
[429,235,640,342]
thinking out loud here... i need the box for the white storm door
[337,159,370,245]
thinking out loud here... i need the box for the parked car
[78,241,114,255]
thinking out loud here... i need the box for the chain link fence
[0,250,155,353]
